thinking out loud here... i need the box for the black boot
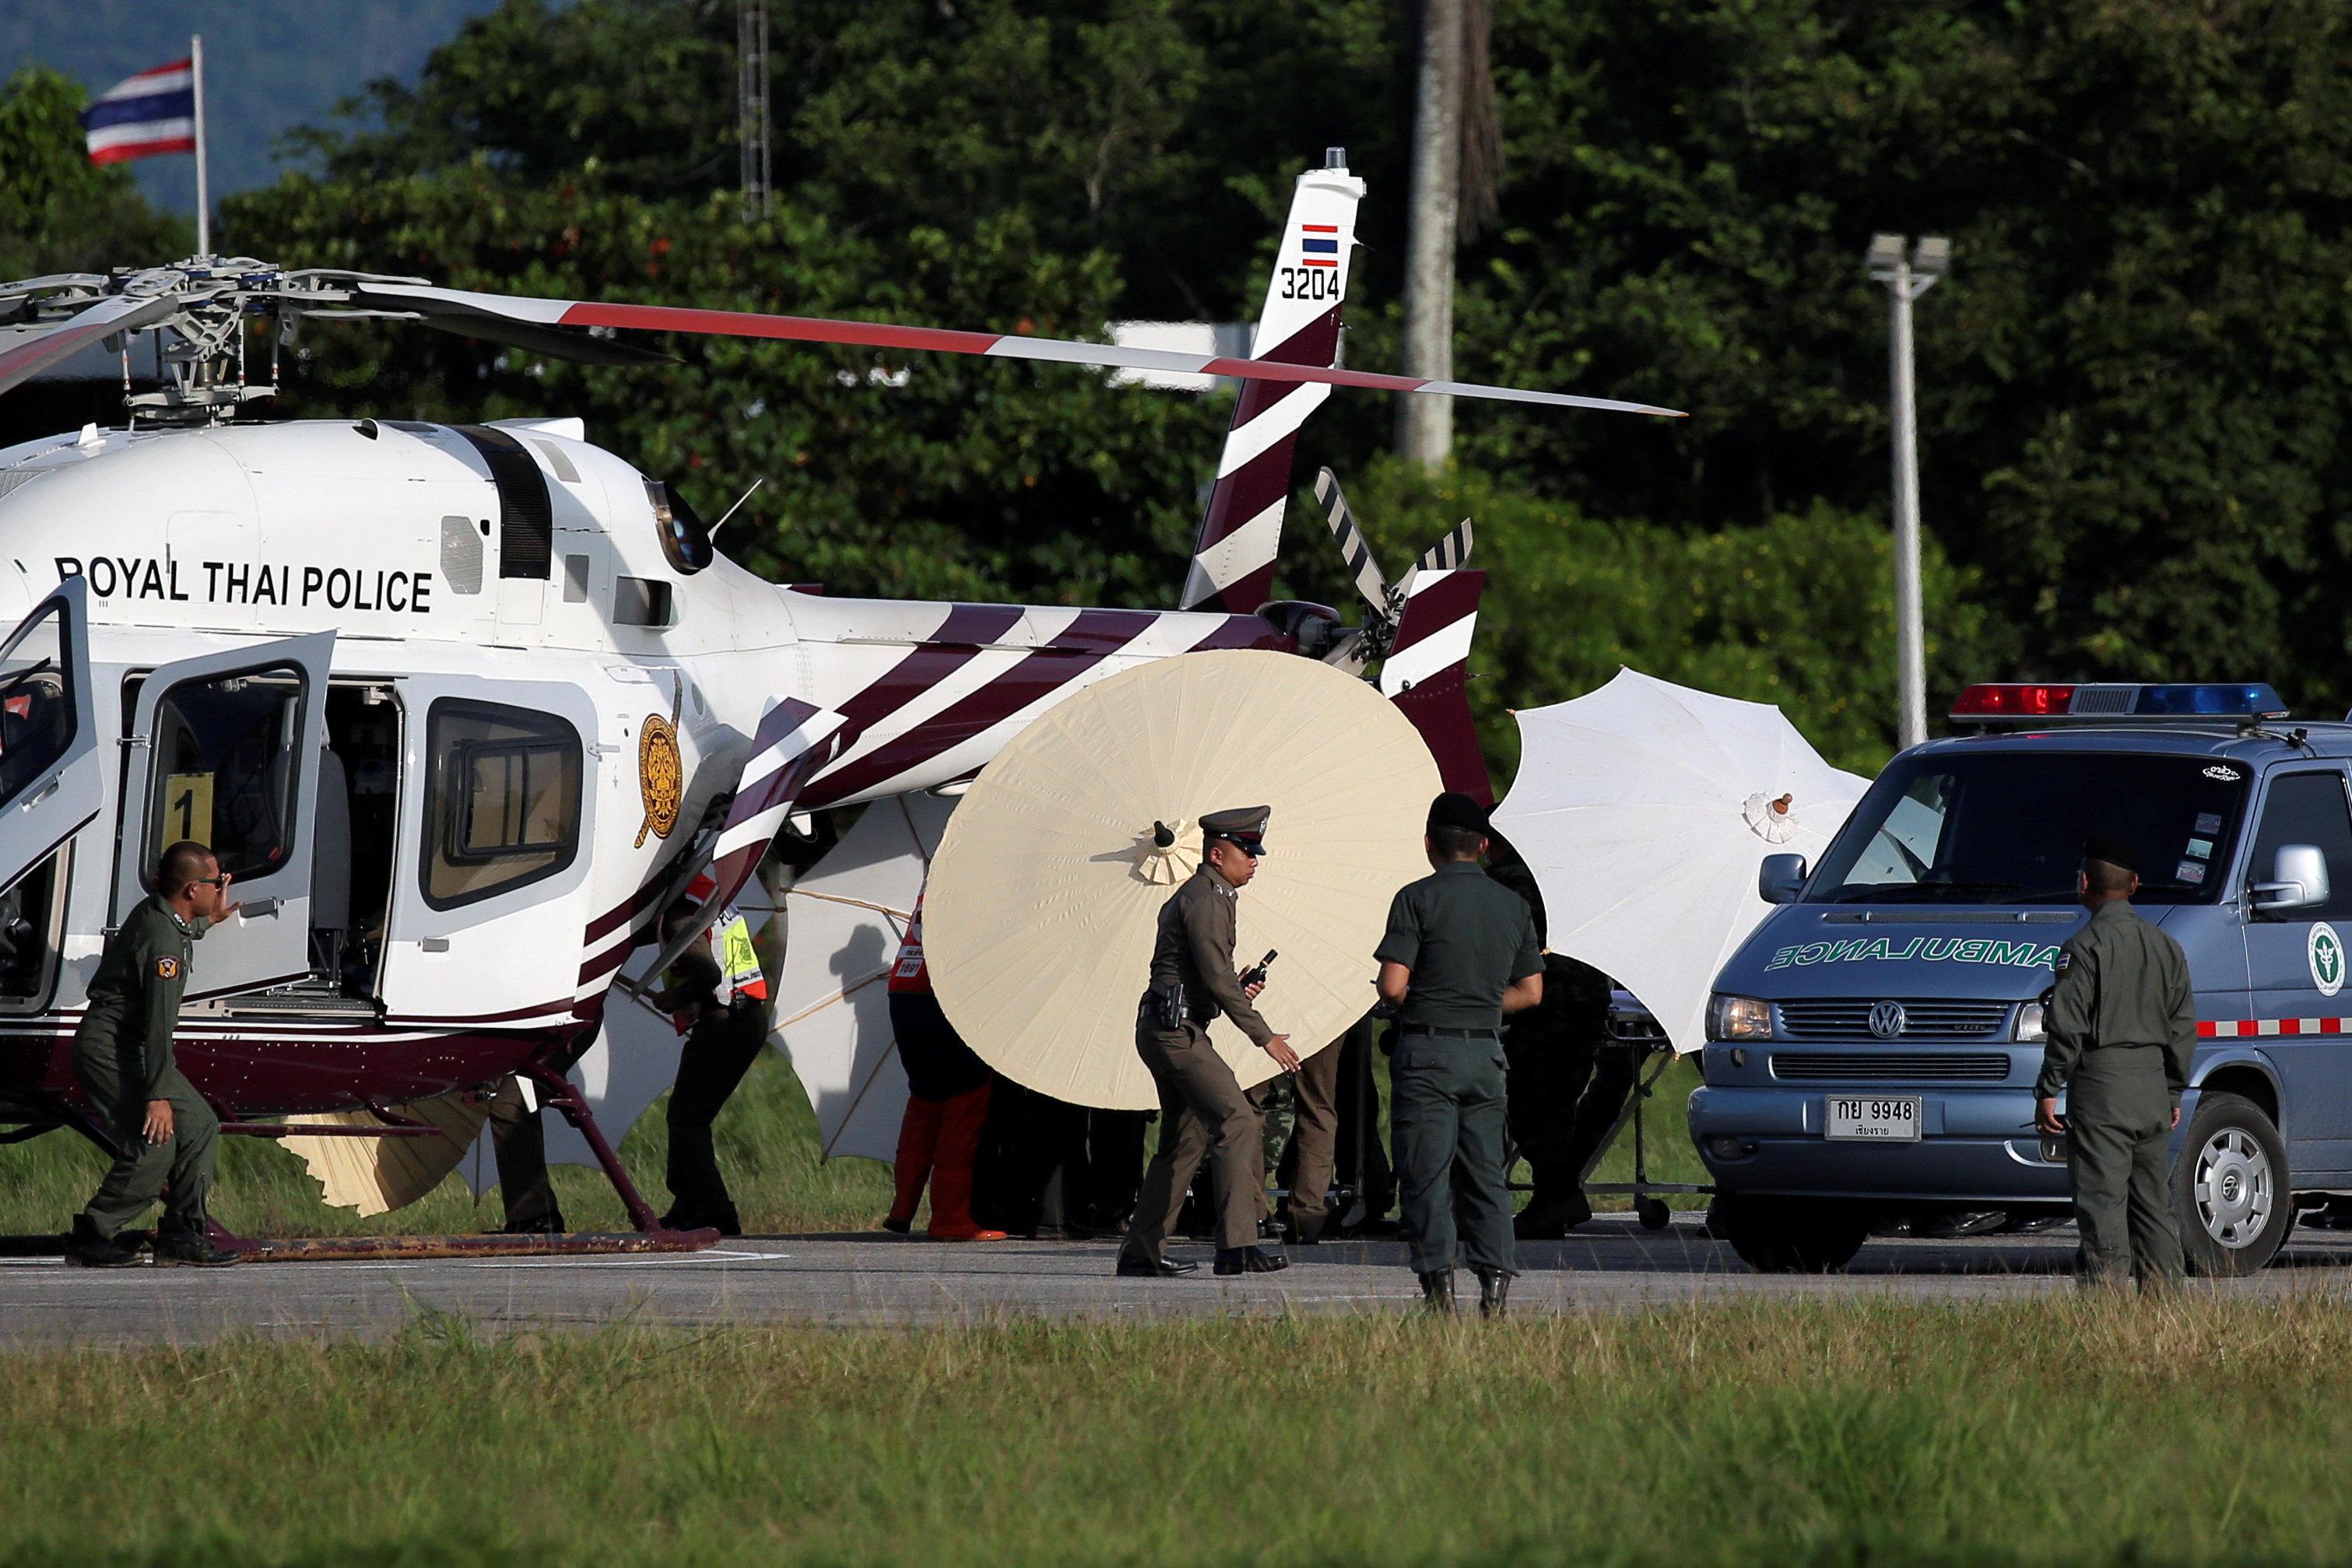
[495,1209,567,1236]
[153,1222,240,1268]
[65,1215,141,1268]
[1213,1245,1290,1275]
[1476,1267,1512,1319]
[1115,1251,1199,1278]
[1417,1268,1457,1314]
[1513,1165,1592,1239]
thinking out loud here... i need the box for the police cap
[2082,833,2141,875]
[1201,805,1271,858]
[1426,791,1490,837]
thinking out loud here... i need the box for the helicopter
[0,151,1678,1246]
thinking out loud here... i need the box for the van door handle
[21,777,57,809]
[241,896,281,918]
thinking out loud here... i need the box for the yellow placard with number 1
[157,773,213,851]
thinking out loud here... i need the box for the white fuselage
[0,417,1279,1114]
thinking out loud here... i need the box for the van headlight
[1709,994,1772,1041]
[2013,1002,2047,1043]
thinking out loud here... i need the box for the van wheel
[1721,1194,1869,1273]
[2178,1092,2291,1277]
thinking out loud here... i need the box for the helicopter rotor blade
[349,283,1686,417]
[0,291,184,398]
[399,298,679,367]
[1414,517,1473,574]
[1315,467,1395,616]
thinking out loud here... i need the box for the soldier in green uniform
[1117,805,1301,1279]
[2034,833,2195,1290]
[65,840,240,1268]
[1376,794,1545,1317]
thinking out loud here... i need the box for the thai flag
[1300,223,1339,267]
[80,59,197,165]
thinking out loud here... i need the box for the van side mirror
[1759,853,1808,904]
[2252,844,2330,914]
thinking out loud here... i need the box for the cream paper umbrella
[923,649,1440,1110]
[281,1093,491,1217]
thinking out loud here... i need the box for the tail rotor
[1311,467,1473,674]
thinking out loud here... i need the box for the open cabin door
[0,577,103,897]
[114,631,335,1000]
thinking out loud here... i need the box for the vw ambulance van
[1688,682,2350,1275]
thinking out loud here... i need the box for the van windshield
[1805,751,2249,905]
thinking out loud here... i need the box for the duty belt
[1399,1025,1498,1040]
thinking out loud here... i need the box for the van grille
[1777,999,2011,1039]
[1771,1053,2013,1082]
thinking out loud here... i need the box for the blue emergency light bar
[1950,682,2289,723]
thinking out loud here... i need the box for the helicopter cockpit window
[645,480,712,575]
[422,700,582,909]
[141,664,305,888]
[0,600,74,812]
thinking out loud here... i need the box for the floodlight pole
[1868,235,1949,751]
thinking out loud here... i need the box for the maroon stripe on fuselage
[806,608,1153,804]
[1192,615,1288,651]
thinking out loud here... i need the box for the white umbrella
[923,650,1438,1110]
[769,792,955,1161]
[1490,668,1873,1054]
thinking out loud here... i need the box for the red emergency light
[1950,683,2076,717]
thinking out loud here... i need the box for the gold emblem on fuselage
[637,674,685,848]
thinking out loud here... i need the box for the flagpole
[191,34,209,257]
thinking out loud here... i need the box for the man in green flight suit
[2034,833,2196,1291]
[1117,805,1301,1279]
[1376,793,1545,1317]
[65,840,241,1268]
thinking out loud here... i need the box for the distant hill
[0,0,508,218]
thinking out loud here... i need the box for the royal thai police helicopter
[0,153,1677,1247]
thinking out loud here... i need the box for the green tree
[0,64,191,277]
[1442,0,2352,718]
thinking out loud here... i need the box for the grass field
[0,1048,1708,1240]
[2,1293,2348,1567]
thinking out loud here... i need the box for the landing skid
[0,1059,720,1262]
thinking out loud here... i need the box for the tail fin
[1180,150,1367,613]
[1381,569,1490,805]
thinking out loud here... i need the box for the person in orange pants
[883,889,1006,1241]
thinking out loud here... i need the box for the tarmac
[9,1215,2352,1349]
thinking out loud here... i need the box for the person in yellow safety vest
[648,898,771,1236]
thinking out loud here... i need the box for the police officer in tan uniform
[1117,806,1301,1278]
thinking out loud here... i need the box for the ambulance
[1689,682,2350,1275]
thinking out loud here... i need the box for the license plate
[1824,1095,1922,1142]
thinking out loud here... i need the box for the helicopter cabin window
[140,664,306,889]
[0,598,75,812]
[0,847,69,1011]
[615,577,672,627]
[422,700,582,908]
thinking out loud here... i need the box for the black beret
[1427,791,1490,836]
[2082,833,2141,875]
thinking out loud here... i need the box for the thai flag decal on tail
[80,60,197,164]
[1300,225,1340,266]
